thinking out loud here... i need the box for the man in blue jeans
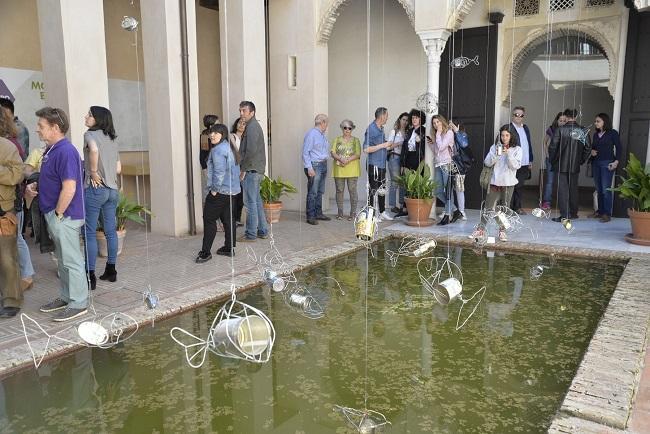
[237,101,269,242]
[302,114,331,225]
[26,107,88,322]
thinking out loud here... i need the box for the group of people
[0,99,121,320]
[301,108,473,226]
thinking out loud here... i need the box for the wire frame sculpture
[531,207,551,219]
[354,204,380,243]
[334,405,391,433]
[416,92,438,115]
[560,218,575,234]
[530,264,548,280]
[170,292,275,368]
[120,16,139,31]
[385,235,437,267]
[21,312,139,369]
[247,234,298,293]
[282,285,326,320]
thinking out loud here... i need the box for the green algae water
[0,243,623,433]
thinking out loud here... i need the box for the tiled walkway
[2,205,649,432]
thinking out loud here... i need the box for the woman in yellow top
[330,119,361,220]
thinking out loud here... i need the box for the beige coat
[0,137,24,212]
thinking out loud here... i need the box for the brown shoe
[588,211,601,218]
[20,278,33,291]
[599,214,611,223]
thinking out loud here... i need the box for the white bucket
[263,269,285,292]
[433,278,462,305]
[494,211,511,230]
[211,315,270,357]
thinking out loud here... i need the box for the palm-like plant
[610,153,650,212]
[260,176,297,203]
[395,161,437,200]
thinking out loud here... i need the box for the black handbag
[452,141,475,175]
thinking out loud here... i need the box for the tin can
[355,208,376,241]
[494,211,511,230]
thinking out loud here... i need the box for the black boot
[99,263,117,282]
[438,215,450,226]
[88,271,97,290]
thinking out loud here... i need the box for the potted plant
[97,191,152,256]
[610,153,650,245]
[260,175,298,223]
[396,161,437,227]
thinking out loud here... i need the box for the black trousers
[368,164,386,213]
[557,172,579,219]
[202,193,236,253]
[510,165,531,211]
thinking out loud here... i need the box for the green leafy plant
[610,153,650,212]
[395,161,437,200]
[98,192,152,231]
[260,176,297,203]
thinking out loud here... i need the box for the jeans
[593,160,614,216]
[0,214,21,308]
[242,171,268,239]
[84,186,119,271]
[542,157,555,205]
[16,210,34,279]
[304,161,328,219]
[334,177,358,216]
[434,165,452,215]
[387,154,404,208]
[202,193,236,252]
[45,211,88,309]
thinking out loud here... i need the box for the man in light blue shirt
[363,107,393,220]
[302,114,331,225]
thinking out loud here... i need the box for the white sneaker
[380,211,393,221]
[461,211,467,221]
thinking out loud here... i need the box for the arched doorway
[511,34,613,210]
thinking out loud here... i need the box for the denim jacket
[207,140,241,195]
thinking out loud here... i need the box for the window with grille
[515,0,540,16]
[550,0,575,11]
[586,0,614,7]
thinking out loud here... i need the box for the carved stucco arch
[316,0,415,45]
[446,0,476,32]
[502,24,617,106]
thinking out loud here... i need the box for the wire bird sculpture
[247,234,298,293]
[530,253,558,281]
[170,287,275,368]
[21,312,139,369]
[416,256,487,331]
[334,405,391,433]
[385,235,437,267]
[474,204,538,246]
[354,204,380,248]
[282,277,345,320]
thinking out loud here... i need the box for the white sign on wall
[0,66,148,152]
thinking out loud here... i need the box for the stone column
[418,30,450,217]
[36,0,110,151]
[219,0,268,143]
[141,0,202,236]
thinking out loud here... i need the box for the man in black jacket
[548,108,591,221]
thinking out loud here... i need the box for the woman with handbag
[395,109,426,218]
[471,125,522,242]
[449,120,473,223]
[589,113,621,223]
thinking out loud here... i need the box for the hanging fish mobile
[451,55,479,69]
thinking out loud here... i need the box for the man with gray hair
[302,114,331,225]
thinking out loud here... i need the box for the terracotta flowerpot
[263,202,283,224]
[626,209,650,245]
[405,197,434,226]
[96,229,126,257]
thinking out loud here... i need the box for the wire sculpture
[354,204,380,243]
[20,312,139,369]
[530,264,548,280]
[169,288,275,368]
[120,16,139,31]
[385,235,437,267]
[247,234,299,293]
[451,54,479,69]
[282,285,325,320]
[416,92,438,115]
[560,218,574,234]
[334,405,391,433]
[531,207,551,219]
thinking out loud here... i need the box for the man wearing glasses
[25,107,88,322]
[509,106,534,214]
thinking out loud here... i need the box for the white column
[36,0,109,151]
[219,0,268,145]
[141,0,202,236]
[612,9,629,131]
[418,30,450,217]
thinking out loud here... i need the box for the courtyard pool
[0,242,624,433]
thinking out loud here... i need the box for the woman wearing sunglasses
[330,119,361,220]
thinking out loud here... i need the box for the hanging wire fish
[570,124,592,146]
[451,55,479,69]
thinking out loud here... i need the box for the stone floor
[2,204,649,432]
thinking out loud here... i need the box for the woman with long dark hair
[589,112,621,222]
[471,125,522,242]
[196,123,241,262]
[386,112,408,214]
[394,109,426,218]
[83,106,121,289]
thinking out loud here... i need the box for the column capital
[417,29,451,63]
